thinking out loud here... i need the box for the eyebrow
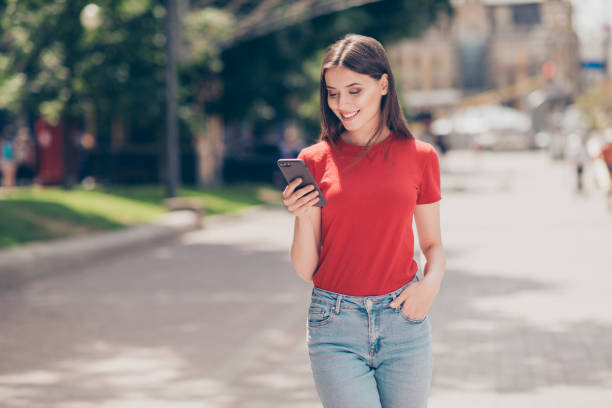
[326,82,362,89]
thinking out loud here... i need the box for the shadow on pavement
[430,268,612,394]
[0,234,320,407]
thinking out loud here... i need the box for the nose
[336,95,354,112]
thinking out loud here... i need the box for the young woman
[282,34,446,408]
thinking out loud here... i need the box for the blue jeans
[306,275,433,408]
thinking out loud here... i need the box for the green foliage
[220,0,452,142]
[0,183,279,248]
[179,7,234,138]
[0,0,169,137]
[0,200,125,248]
[576,80,612,130]
[0,72,26,112]
[0,0,451,150]
[0,0,236,143]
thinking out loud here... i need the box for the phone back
[277,159,326,207]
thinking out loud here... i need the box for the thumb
[389,296,404,308]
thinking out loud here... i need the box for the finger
[283,177,302,195]
[283,178,303,199]
[390,284,419,308]
[300,190,319,206]
[389,292,408,308]
[390,292,407,307]
[288,190,319,211]
[303,195,321,209]
[294,196,321,216]
[285,187,312,208]
[287,184,315,205]
[291,177,303,187]
[291,191,319,211]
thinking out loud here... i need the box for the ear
[380,73,389,95]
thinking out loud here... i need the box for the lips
[340,110,359,121]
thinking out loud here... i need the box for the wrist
[420,275,441,294]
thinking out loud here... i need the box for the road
[0,150,611,407]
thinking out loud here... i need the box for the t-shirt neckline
[337,131,395,152]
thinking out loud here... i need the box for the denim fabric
[306,275,433,408]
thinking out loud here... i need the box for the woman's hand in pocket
[389,280,439,321]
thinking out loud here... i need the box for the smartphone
[277,158,326,207]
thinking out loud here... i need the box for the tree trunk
[195,114,225,186]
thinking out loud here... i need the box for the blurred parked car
[433,104,533,151]
[222,143,282,185]
[474,128,531,151]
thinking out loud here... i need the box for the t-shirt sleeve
[297,148,306,161]
[416,147,441,205]
[297,148,316,180]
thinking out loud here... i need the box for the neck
[343,125,391,146]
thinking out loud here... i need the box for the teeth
[342,110,359,118]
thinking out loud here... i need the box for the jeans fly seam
[335,295,342,315]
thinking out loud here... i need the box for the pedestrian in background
[280,123,305,158]
[599,134,612,211]
[566,133,590,194]
[281,34,445,408]
[1,125,17,189]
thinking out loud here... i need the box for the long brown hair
[318,33,413,164]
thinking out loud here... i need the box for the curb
[203,204,283,227]
[0,210,202,289]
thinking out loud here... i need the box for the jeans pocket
[308,301,334,327]
[399,308,427,324]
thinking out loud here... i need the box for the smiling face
[324,66,388,141]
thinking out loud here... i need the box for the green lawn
[0,183,282,249]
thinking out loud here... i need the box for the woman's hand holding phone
[282,177,321,218]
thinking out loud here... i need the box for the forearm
[290,214,320,282]
[419,244,446,292]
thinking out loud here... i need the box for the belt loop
[392,285,403,300]
[335,295,342,315]
[390,290,400,312]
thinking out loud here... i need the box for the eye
[328,90,360,98]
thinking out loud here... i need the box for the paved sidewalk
[0,204,279,291]
[0,210,202,289]
[0,151,611,407]
[428,150,612,407]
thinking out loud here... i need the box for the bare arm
[282,178,322,282]
[389,201,445,318]
[291,207,321,281]
[414,201,446,294]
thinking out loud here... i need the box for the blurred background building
[387,0,596,152]
[389,0,579,115]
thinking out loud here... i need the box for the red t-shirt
[297,131,441,296]
[602,143,612,165]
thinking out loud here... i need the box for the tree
[0,0,452,187]
[173,0,450,184]
[577,80,612,130]
[0,0,171,187]
[219,0,453,143]
[178,6,234,186]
